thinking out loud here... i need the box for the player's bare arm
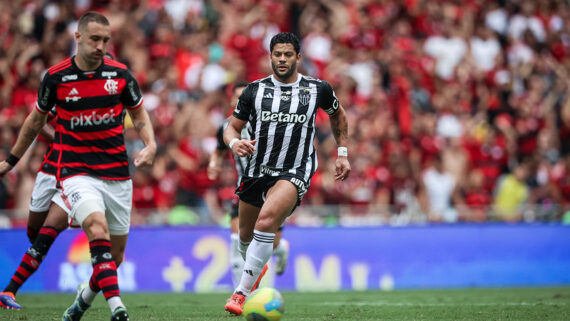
[208,149,225,180]
[127,105,157,168]
[224,116,256,157]
[0,108,48,177]
[329,105,351,181]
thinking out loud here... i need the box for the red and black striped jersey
[36,57,143,181]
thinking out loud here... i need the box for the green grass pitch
[2,287,569,320]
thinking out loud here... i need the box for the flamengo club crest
[299,89,311,106]
[104,79,119,95]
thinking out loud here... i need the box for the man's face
[75,21,111,65]
[270,43,300,81]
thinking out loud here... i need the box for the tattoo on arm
[134,121,146,132]
[331,114,348,144]
[23,127,41,144]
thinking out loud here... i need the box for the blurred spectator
[493,161,530,221]
[455,169,492,222]
[424,21,467,80]
[420,155,458,222]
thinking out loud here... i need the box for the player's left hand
[134,145,156,168]
[0,161,13,178]
[335,157,350,181]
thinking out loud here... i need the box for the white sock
[236,230,274,296]
[107,296,125,313]
[230,233,245,289]
[81,285,98,305]
[238,238,250,261]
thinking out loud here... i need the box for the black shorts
[236,174,309,209]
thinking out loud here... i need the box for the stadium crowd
[2,0,570,226]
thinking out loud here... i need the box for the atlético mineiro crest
[104,79,119,95]
[299,89,311,106]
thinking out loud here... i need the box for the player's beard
[272,60,297,81]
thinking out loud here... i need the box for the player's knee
[83,221,109,240]
[255,215,279,233]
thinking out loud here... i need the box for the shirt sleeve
[317,80,340,115]
[47,106,57,121]
[36,72,57,113]
[121,70,143,109]
[233,84,254,121]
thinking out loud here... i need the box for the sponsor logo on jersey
[102,71,117,78]
[65,88,81,102]
[263,92,273,99]
[127,81,138,102]
[40,87,51,106]
[281,91,291,101]
[62,74,78,82]
[70,109,117,129]
[261,165,279,176]
[104,79,119,95]
[261,111,307,123]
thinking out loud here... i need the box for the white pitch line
[315,301,565,307]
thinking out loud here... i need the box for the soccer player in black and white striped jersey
[223,32,351,315]
[208,83,290,291]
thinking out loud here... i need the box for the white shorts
[62,175,132,235]
[29,171,69,214]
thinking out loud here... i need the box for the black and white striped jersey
[233,73,340,181]
[216,118,252,185]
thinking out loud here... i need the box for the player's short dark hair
[78,11,110,31]
[270,32,301,54]
[233,81,248,93]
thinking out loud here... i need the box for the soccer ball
[242,288,285,321]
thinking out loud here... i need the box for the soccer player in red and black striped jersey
[0,12,156,321]
[0,107,72,311]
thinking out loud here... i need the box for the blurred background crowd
[2,0,570,227]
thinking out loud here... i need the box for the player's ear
[74,31,81,42]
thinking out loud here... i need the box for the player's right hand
[232,139,256,157]
[0,161,13,178]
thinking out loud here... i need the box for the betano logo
[70,109,117,129]
[261,111,307,123]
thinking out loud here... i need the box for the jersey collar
[271,73,302,87]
